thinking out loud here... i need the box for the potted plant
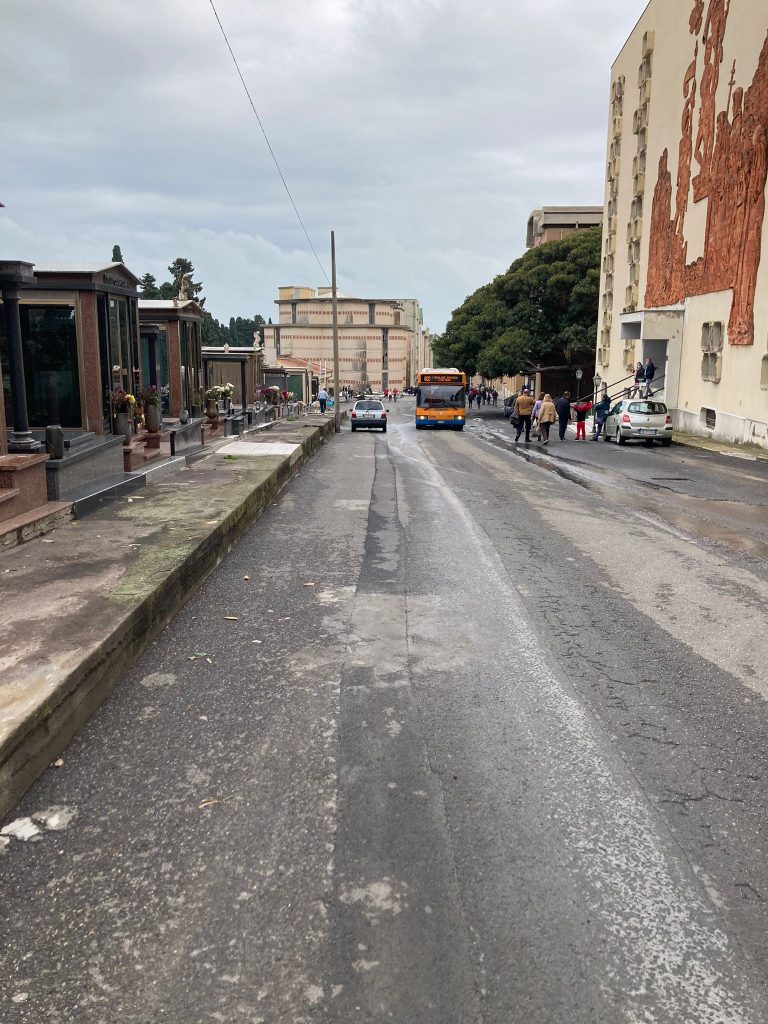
[110,389,136,445]
[220,382,235,412]
[204,385,224,420]
[258,385,281,406]
[139,385,162,432]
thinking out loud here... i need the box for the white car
[350,399,387,432]
[603,398,673,446]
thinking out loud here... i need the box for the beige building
[261,286,419,392]
[596,0,768,446]
[526,207,604,249]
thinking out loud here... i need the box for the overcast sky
[1,0,641,332]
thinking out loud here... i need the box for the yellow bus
[415,368,467,430]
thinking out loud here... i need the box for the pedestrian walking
[555,391,571,440]
[592,394,611,440]
[317,387,329,415]
[468,389,475,409]
[513,388,536,443]
[572,398,593,441]
[393,388,398,402]
[532,392,544,440]
[630,362,644,398]
[537,394,557,445]
[643,356,656,397]
[492,389,498,407]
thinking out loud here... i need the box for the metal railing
[580,370,667,408]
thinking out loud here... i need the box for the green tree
[158,257,205,304]
[142,257,267,347]
[138,272,160,299]
[111,244,123,263]
[433,228,601,378]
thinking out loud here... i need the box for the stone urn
[145,403,161,433]
[206,398,219,420]
[115,411,132,446]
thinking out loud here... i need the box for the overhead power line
[207,0,331,285]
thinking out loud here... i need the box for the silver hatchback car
[350,399,387,432]
[603,399,673,446]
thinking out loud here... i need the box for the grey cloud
[1,0,637,329]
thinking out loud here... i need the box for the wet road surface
[2,398,768,1023]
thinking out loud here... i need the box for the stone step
[0,487,21,505]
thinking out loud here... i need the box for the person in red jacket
[572,399,593,441]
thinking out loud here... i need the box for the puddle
[472,424,768,561]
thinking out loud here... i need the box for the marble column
[2,285,42,453]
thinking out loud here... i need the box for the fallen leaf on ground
[198,799,220,809]
[53,758,64,768]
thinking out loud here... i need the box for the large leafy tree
[432,227,601,378]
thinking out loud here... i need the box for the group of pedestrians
[508,388,613,443]
[468,386,498,409]
[629,357,656,398]
[383,388,399,402]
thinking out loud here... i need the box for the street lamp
[575,367,583,401]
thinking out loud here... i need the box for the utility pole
[331,231,341,434]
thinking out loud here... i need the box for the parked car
[350,399,387,432]
[603,398,673,446]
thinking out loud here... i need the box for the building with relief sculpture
[595,0,768,445]
[261,287,421,393]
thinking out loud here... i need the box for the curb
[0,417,340,820]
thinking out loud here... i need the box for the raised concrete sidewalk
[0,415,341,819]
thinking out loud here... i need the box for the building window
[290,302,297,325]
[761,355,768,390]
[0,303,83,429]
[368,303,376,325]
[701,322,723,383]
[701,407,717,430]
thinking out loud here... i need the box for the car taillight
[622,413,631,424]
[351,411,356,418]
[665,415,673,424]
[382,411,387,417]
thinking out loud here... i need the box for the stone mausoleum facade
[596,0,768,445]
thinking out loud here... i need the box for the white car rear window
[628,402,668,414]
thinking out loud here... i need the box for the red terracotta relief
[645,0,768,347]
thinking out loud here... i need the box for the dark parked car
[351,400,387,432]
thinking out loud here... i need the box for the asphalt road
[3,398,768,1023]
